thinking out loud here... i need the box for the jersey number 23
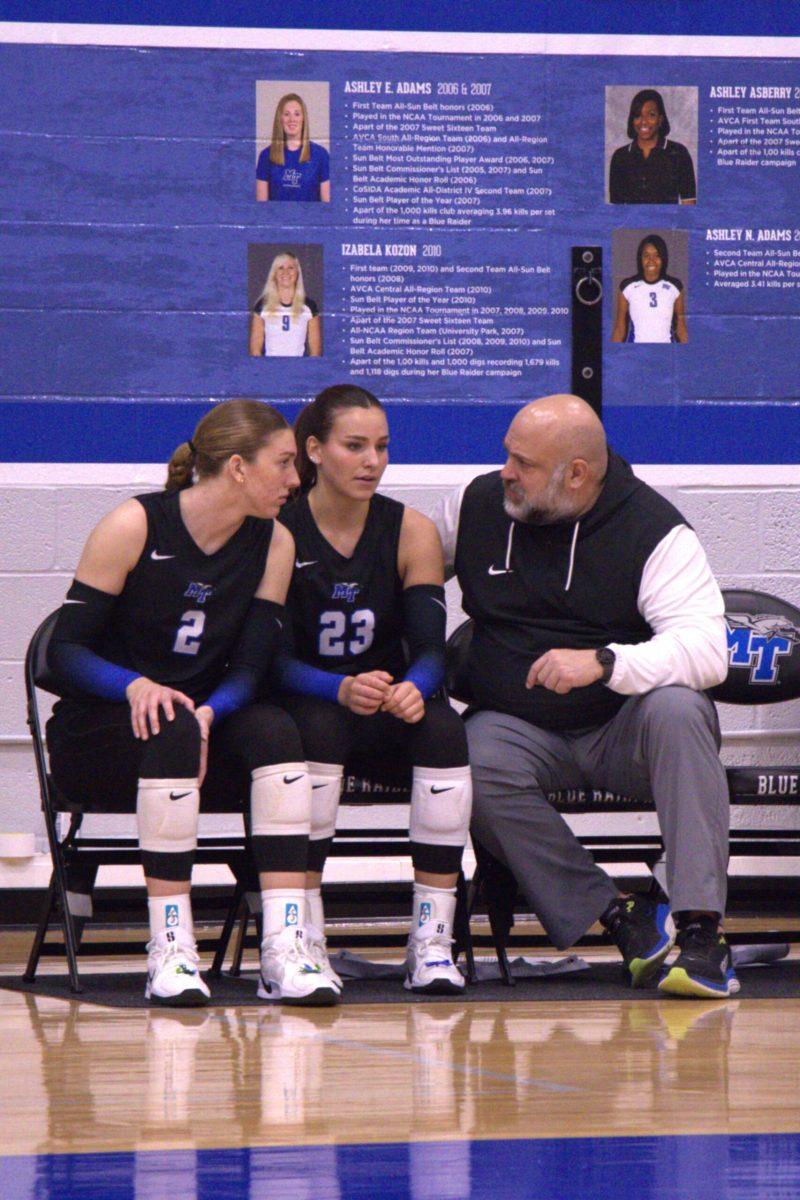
[319,609,375,657]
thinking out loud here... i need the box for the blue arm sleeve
[274,651,345,704]
[402,584,446,698]
[270,604,346,703]
[47,580,140,701]
[204,598,284,722]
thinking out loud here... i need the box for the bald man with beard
[435,395,737,998]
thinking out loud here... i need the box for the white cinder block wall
[1,463,799,887]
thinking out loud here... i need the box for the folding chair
[23,610,254,993]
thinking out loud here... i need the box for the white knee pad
[137,779,200,854]
[250,763,311,837]
[308,761,344,842]
[409,766,472,847]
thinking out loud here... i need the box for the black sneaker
[602,894,676,987]
[658,921,740,998]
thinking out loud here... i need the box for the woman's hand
[338,671,393,715]
[125,677,195,740]
[382,680,425,724]
[194,705,214,787]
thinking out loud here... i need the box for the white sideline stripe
[0,23,797,57]
[1,463,798,487]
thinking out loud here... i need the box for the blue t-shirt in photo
[256,142,330,201]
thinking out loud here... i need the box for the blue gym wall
[1,2,799,465]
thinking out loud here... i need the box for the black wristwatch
[595,647,616,684]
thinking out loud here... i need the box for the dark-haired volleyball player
[276,384,472,994]
[612,235,688,344]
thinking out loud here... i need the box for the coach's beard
[502,466,576,526]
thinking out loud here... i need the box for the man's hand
[338,671,394,715]
[381,680,425,724]
[526,649,604,694]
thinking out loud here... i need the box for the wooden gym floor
[1,920,799,1199]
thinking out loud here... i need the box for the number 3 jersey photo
[89,490,274,703]
[619,274,683,343]
[279,491,407,681]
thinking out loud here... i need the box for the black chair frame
[24,610,259,993]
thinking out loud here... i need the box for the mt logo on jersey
[332,582,361,603]
[184,582,213,604]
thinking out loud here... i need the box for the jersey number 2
[173,610,206,656]
[319,609,375,657]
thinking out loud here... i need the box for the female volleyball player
[611,234,688,344]
[46,399,338,1008]
[249,252,322,358]
[274,384,472,996]
[256,92,330,202]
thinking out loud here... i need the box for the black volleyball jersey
[280,492,407,678]
[97,491,273,703]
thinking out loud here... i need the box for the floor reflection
[2,990,799,1199]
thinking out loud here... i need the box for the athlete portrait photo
[255,80,330,202]
[247,243,323,358]
[606,86,697,205]
[611,229,688,344]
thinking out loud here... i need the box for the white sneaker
[306,925,343,992]
[145,927,210,1007]
[404,930,465,994]
[257,926,339,1006]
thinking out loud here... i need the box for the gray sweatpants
[466,687,729,949]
